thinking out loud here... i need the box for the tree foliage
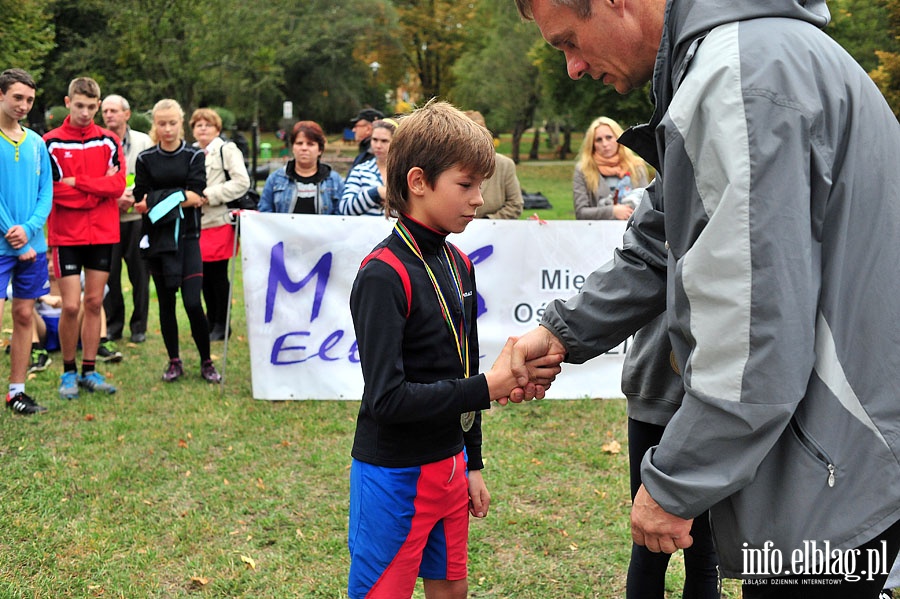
[8,0,900,131]
[0,0,55,82]
[451,0,542,161]
[394,0,476,100]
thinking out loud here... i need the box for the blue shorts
[0,253,50,300]
[347,452,470,598]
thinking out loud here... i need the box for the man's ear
[407,167,427,196]
[64,96,71,108]
[607,0,625,15]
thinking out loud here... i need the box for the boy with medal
[347,100,562,598]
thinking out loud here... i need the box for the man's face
[0,82,36,124]
[65,93,101,128]
[101,100,130,133]
[353,119,373,142]
[531,0,660,94]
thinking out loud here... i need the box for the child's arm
[468,470,490,518]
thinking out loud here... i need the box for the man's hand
[5,225,28,249]
[508,326,567,402]
[631,484,694,553]
[486,336,563,405]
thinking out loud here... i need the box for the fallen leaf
[178,439,188,448]
[190,576,209,587]
[601,440,621,454]
[240,554,256,570]
[85,414,95,421]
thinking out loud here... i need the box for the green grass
[0,152,749,598]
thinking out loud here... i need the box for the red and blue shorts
[348,451,469,598]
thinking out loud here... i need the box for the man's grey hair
[514,0,592,20]
[102,94,130,111]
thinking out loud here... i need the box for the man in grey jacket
[510,0,900,595]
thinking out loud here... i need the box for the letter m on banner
[265,242,332,323]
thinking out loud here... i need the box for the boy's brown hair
[384,99,495,217]
[67,77,101,99]
[0,68,36,93]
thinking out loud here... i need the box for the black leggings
[627,418,720,599]
[150,238,210,364]
[202,259,230,330]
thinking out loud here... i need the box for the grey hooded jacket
[542,0,900,577]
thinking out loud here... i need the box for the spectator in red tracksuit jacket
[43,77,125,400]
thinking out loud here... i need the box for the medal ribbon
[393,221,469,378]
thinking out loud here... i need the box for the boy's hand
[486,337,564,405]
[106,165,119,177]
[509,326,567,402]
[133,195,148,214]
[18,247,36,262]
[468,470,490,518]
[5,225,28,249]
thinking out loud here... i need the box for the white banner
[240,213,629,400]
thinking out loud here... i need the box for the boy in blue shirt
[347,100,562,598]
[0,68,53,414]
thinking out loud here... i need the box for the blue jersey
[0,127,53,257]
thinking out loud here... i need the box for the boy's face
[0,82,36,124]
[408,166,486,235]
[65,93,100,128]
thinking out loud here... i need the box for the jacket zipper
[789,418,836,488]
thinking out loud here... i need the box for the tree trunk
[558,123,573,160]
[528,124,541,160]
[511,122,526,163]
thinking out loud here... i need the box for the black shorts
[53,244,114,278]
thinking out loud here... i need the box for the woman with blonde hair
[133,99,221,383]
[573,116,649,220]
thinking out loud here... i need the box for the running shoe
[28,348,52,373]
[162,358,183,382]
[97,340,123,363]
[58,371,79,400]
[6,391,48,415]
[78,371,117,394]
[201,360,222,384]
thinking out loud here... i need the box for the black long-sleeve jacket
[350,215,491,469]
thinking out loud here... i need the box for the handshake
[484,326,567,406]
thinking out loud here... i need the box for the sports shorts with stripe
[347,451,470,598]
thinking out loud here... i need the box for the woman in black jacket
[133,98,221,383]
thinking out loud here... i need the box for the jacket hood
[621,0,831,169]
[667,0,829,57]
